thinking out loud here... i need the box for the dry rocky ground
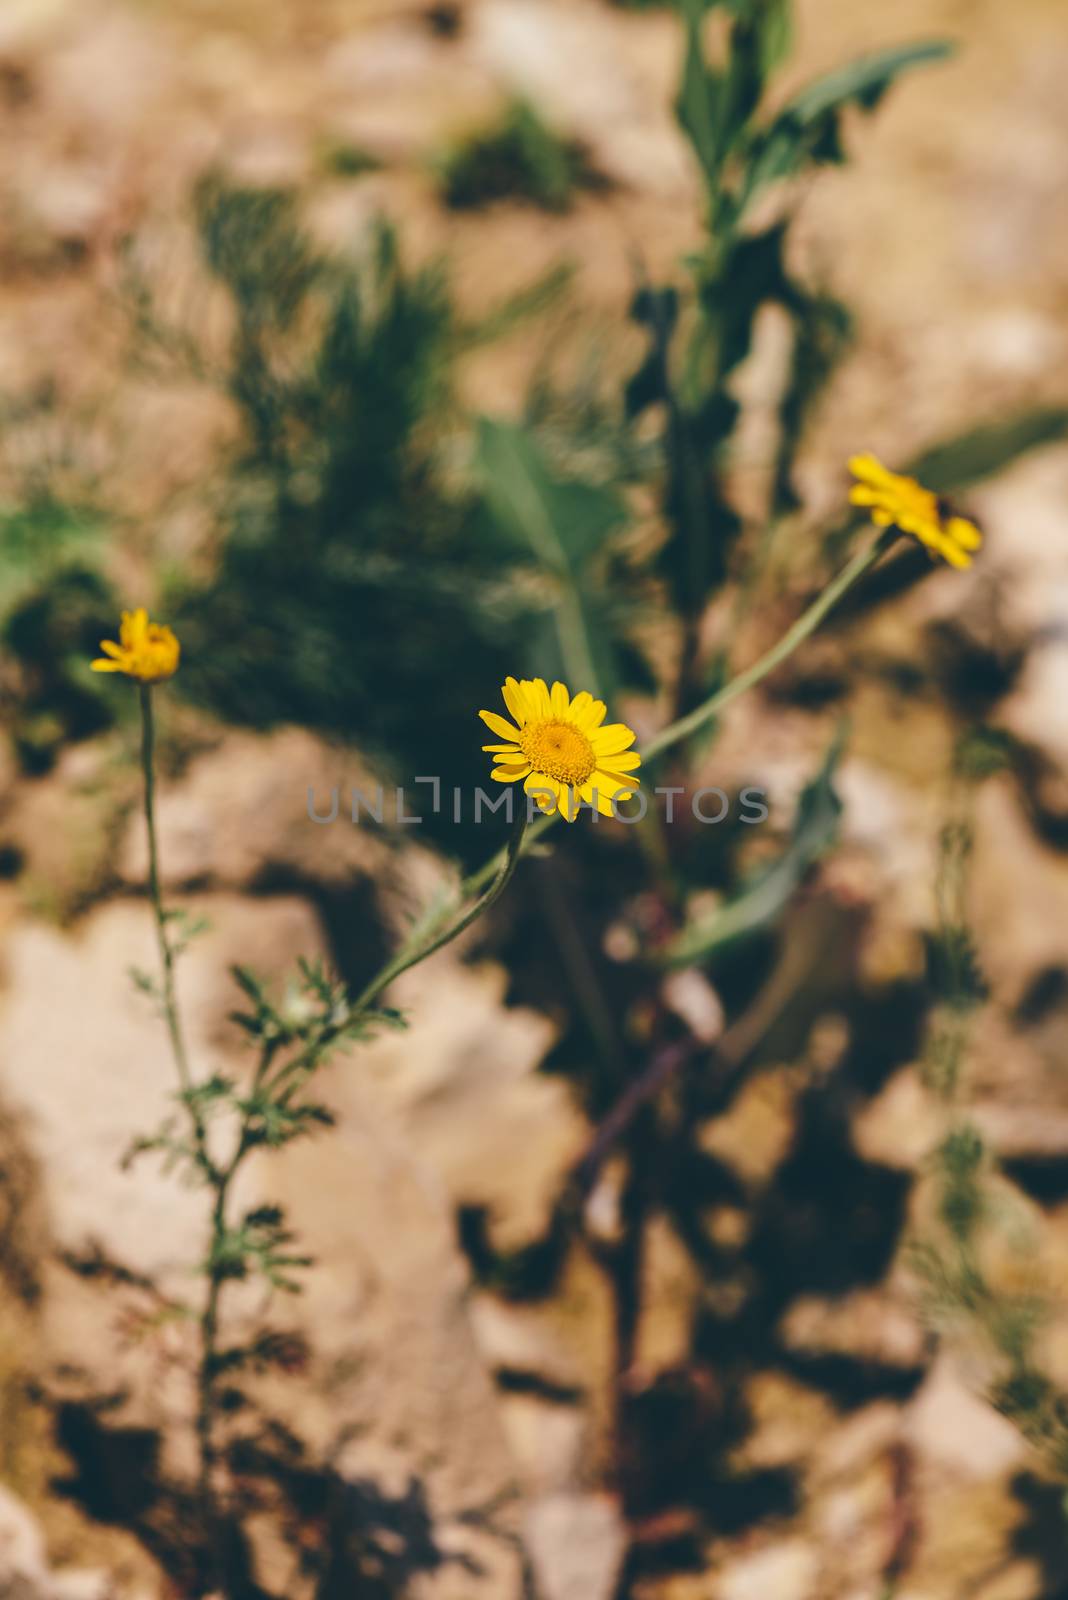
[1,1,1068,1598]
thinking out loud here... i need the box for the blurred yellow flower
[849,453,982,569]
[480,677,640,822]
[92,608,181,682]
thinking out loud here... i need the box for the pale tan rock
[852,1067,941,1171]
[524,1492,626,1600]
[468,1294,582,1391]
[0,1483,47,1590]
[497,1392,586,1499]
[117,728,403,894]
[353,955,576,1252]
[904,1355,1024,1479]
[970,778,1068,1008]
[469,0,690,194]
[1000,635,1068,827]
[780,1286,927,1370]
[732,1372,837,1473]
[699,1068,798,1188]
[717,1538,819,1600]
[812,1400,902,1484]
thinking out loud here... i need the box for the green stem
[352,806,529,1013]
[557,581,601,695]
[642,530,896,762]
[351,530,896,1005]
[140,685,194,1099]
[138,684,226,1585]
[468,530,894,891]
[196,1177,230,1528]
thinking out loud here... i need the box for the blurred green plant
[911,736,1068,1480]
[0,390,119,771]
[119,175,574,846]
[434,97,606,213]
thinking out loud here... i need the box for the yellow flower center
[520,719,596,787]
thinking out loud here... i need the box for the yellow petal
[525,678,552,720]
[491,764,532,781]
[524,771,558,810]
[591,723,636,755]
[479,710,522,742]
[938,539,972,570]
[580,781,617,817]
[590,770,639,799]
[482,743,522,754]
[121,608,148,649]
[848,453,895,487]
[91,659,123,673]
[574,697,606,732]
[502,677,528,726]
[550,680,570,718]
[557,783,582,822]
[946,516,982,552]
[601,751,641,772]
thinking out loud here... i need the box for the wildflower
[849,453,982,569]
[480,677,641,822]
[92,608,180,682]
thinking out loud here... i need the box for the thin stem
[352,806,529,1013]
[140,685,194,1098]
[557,581,602,696]
[350,530,896,1006]
[194,1042,278,1539]
[196,1176,230,1527]
[138,684,224,1588]
[642,530,896,762]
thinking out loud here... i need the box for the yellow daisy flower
[849,453,982,570]
[91,608,180,683]
[480,677,641,823]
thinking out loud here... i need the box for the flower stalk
[351,804,528,1012]
[139,685,193,1101]
[137,681,225,1583]
[461,528,895,897]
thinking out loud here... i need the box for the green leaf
[676,3,726,184]
[742,39,954,204]
[180,1073,236,1108]
[755,0,793,77]
[772,288,853,515]
[663,722,846,966]
[231,965,267,1005]
[475,418,627,574]
[784,39,953,124]
[128,965,160,999]
[904,407,1068,495]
